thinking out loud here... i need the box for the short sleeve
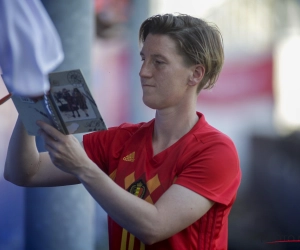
[83,123,144,175]
[175,135,241,206]
[83,128,116,174]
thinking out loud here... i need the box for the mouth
[141,83,155,88]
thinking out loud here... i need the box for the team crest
[127,179,147,199]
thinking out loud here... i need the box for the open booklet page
[5,69,107,135]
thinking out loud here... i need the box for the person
[4,13,241,250]
[61,88,80,118]
[72,88,89,117]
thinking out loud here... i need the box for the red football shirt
[83,112,241,250]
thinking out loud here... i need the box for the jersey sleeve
[175,134,241,206]
[82,123,143,175]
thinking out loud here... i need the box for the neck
[152,106,199,156]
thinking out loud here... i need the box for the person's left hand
[36,120,92,176]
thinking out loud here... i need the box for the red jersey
[83,112,241,250]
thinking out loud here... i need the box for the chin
[142,96,159,110]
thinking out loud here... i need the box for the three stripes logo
[123,152,135,162]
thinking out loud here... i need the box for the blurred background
[1,0,300,249]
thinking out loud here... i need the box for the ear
[188,64,205,86]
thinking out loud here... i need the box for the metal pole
[127,0,152,123]
[25,1,95,249]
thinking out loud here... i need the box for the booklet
[6,69,107,135]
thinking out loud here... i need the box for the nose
[139,61,152,78]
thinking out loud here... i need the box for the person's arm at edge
[4,116,80,187]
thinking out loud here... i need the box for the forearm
[76,163,161,244]
[4,116,40,186]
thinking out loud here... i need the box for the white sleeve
[0,0,64,96]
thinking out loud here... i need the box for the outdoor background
[1,0,300,249]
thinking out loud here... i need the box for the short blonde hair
[139,13,224,93]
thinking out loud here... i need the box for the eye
[154,60,164,65]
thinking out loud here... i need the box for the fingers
[36,121,62,152]
[36,120,63,141]
[38,129,58,153]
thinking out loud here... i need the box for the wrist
[75,160,101,183]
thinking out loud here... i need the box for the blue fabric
[0,0,64,96]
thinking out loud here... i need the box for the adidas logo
[123,152,135,162]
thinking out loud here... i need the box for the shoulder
[83,120,152,145]
[111,122,148,136]
[82,120,153,172]
[176,114,241,205]
[190,112,237,152]
[180,113,240,183]
[194,124,237,154]
[106,120,151,139]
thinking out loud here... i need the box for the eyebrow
[139,51,168,61]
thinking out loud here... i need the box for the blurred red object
[94,0,130,38]
[199,54,273,104]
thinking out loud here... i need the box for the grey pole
[127,0,152,123]
[25,1,96,250]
